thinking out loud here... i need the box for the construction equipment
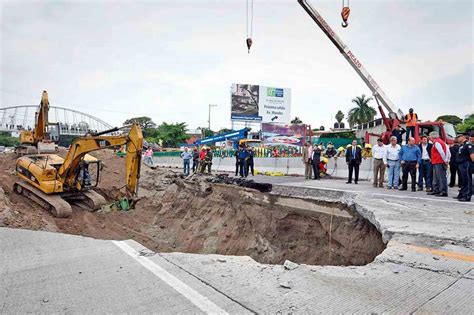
[195,128,252,148]
[14,124,143,218]
[297,0,456,145]
[15,91,59,155]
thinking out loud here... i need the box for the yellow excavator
[14,124,143,218]
[15,90,58,155]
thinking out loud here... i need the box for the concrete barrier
[152,155,376,181]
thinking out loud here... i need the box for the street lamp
[208,104,217,131]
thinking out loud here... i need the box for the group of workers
[302,142,337,180]
[365,131,473,202]
[234,145,255,177]
[180,146,213,176]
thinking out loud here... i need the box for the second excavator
[14,124,143,218]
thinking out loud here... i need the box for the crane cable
[246,0,253,53]
[341,0,350,28]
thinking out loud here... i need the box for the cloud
[1,0,472,131]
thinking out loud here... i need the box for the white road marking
[112,240,227,314]
[283,183,464,204]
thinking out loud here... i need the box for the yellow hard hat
[364,143,372,149]
[338,146,345,152]
[322,157,329,164]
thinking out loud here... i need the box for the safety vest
[431,138,447,165]
[405,113,418,127]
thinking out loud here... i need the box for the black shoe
[346,181,352,184]
[448,184,454,188]
[458,198,471,202]
[427,191,439,195]
[411,188,416,192]
[453,196,460,199]
[354,182,358,184]
[417,187,423,191]
[435,193,448,197]
[399,188,407,191]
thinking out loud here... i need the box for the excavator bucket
[37,141,57,154]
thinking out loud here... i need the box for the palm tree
[347,94,377,127]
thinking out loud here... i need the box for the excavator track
[81,190,107,211]
[13,181,72,218]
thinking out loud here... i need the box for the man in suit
[417,135,433,192]
[448,139,461,187]
[346,139,362,184]
[312,144,322,180]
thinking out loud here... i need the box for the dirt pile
[0,150,385,266]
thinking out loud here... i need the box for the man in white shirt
[386,136,402,189]
[372,138,387,188]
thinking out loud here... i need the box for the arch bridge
[0,105,113,136]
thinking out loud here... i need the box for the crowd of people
[346,131,472,202]
[174,128,473,203]
[234,145,255,177]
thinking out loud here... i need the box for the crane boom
[298,0,404,120]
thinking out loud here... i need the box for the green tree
[198,127,214,138]
[456,114,474,133]
[435,115,463,126]
[335,110,345,123]
[291,117,303,124]
[0,132,17,146]
[217,128,233,135]
[152,122,188,148]
[347,94,377,127]
[124,116,157,137]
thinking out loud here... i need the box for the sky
[1,0,472,132]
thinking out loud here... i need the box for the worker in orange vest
[404,108,418,143]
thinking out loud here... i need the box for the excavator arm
[58,124,143,197]
[34,91,50,143]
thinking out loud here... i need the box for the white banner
[258,86,291,123]
[231,83,291,123]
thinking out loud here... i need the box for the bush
[0,134,18,146]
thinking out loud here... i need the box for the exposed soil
[0,150,385,266]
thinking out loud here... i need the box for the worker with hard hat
[404,108,418,143]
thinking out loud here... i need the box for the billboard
[262,123,307,147]
[231,84,291,123]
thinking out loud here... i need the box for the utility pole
[208,104,217,131]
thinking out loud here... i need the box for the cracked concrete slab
[1,176,472,313]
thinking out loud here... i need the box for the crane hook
[246,37,253,53]
[341,0,350,28]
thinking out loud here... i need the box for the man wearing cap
[404,108,418,143]
[455,133,473,202]
[417,135,433,192]
[427,131,449,197]
[372,138,387,188]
